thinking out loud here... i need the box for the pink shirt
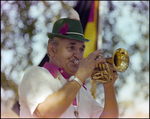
[43,62,87,106]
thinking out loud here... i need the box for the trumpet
[91,48,129,83]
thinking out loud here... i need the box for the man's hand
[75,49,106,83]
[102,55,118,88]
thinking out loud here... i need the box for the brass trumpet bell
[91,48,129,83]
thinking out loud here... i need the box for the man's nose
[74,50,82,59]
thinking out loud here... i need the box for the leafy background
[1,1,149,118]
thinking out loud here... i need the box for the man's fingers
[107,55,110,57]
[95,58,106,64]
[88,49,104,60]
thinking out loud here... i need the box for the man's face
[51,38,85,77]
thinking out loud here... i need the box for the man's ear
[47,43,57,57]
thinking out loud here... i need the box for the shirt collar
[43,62,69,80]
[43,62,87,106]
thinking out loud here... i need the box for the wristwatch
[69,75,83,86]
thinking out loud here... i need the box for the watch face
[69,76,75,81]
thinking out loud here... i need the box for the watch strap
[70,76,83,86]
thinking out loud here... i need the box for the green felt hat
[47,18,89,42]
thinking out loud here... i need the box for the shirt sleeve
[81,87,104,118]
[90,98,104,118]
[19,66,61,115]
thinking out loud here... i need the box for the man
[19,18,118,118]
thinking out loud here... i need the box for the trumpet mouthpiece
[74,60,79,65]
